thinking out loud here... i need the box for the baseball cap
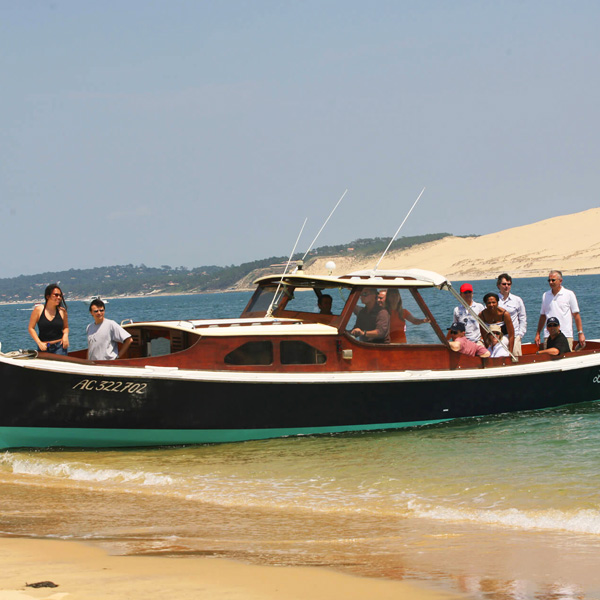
[460,283,473,293]
[489,324,502,334]
[547,317,560,327]
[448,322,466,332]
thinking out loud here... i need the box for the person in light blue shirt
[451,283,484,343]
[87,299,132,361]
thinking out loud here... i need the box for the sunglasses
[548,278,558,282]
[450,330,459,334]
[547,323,559,327]
[92,308,105,313]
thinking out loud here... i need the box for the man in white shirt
[496,273,527,356]
[534,270,585,351]
[451,283,484,343]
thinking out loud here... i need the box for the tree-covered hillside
[0,233,455,302]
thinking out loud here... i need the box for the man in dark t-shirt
[350,288,390,343]
[537,316,570,356]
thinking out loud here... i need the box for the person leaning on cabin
[351,288,390,343]
[536,317,570,356]
[450,283,484,344]
[378,289,429,343]
[87,299,132,361]
[496,273,527,356]
[485,324,510,358]
[534,270,585,351]
[478,292,515,354]
[448,322,490,358]
[28,283,69,355]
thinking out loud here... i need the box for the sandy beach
[304,207,600,280]
[0,538,461,600]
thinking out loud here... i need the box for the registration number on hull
[72,379,148,394]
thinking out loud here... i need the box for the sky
[1,1,599,278]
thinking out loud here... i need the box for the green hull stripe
[0,420,452,449]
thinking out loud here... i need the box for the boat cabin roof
[254,268,450,289]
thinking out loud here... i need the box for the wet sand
[0,537,462,600]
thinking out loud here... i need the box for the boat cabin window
[225,341,273,365]
[149,337,171,357]
[243,283,350,319]
[280,341,327,365]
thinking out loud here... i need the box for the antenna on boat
[373,187,425,272]
[300,189,348,263]
[265,217,308,318]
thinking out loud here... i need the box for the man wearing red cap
[451,283,484,343]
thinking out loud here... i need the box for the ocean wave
[407,500,600,535]
[3,452,600,536]
[1,453,174,487]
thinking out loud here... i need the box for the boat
[1,267,599,449]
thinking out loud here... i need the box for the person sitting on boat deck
[478,292,515,354]
[378,289,429,343]
[27,283,69,355]
[87,299,132,361]
[534,270,585,351]
[485,324,510,358]
[317,294,333,315]
[450,283,485,344]
[448,322,490,358]
[496,273,527,356]
[536,317,570,356]
[350,288,390,343]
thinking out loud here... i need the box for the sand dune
[306,207,600,280]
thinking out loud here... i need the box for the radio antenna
[301,189,348,262]
[266,217,307,318]
[373,187,425,271]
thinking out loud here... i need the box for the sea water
[1,275,600,599]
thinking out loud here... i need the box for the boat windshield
[242,284,351,320]
[346,286,446,345]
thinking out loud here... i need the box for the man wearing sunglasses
[536,317,570,356]
[87,298,132,361]
[450,283,484,344]
[534,270,584,351]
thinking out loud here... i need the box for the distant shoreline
[0,288,248,307]
[2,266,598,308]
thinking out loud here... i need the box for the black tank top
[38,308,64,341]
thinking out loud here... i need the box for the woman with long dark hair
[28,283,69,354]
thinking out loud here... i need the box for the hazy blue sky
[2,1,599,277]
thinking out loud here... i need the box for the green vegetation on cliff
[0,233,454,302]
